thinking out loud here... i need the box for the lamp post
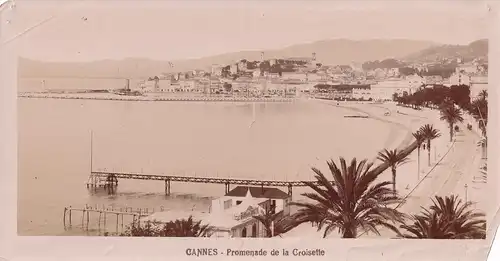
[464,183,468,203]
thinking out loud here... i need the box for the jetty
[87,171,318,196]
[18,92,296,103]
[63,204,155,234]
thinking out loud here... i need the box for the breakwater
[17,93,296,103]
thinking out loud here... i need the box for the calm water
[18,98,404,235]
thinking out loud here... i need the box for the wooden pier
[87,171,320,196]
[63,204,154,234]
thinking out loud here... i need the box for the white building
[370,79,415,101]
[282,72,308,82]
[211,186,292,216]
[141,186,291,238]
[456,63,479,74]
[387,68,400,77]
[352,86,372,100]
[230,64,238,75]
[211,65,223,76]
[470,75,488,99]
[449,72,472,86]
[157,79,175,92]
[179,80,198,92]
[141,201,265,238]
[405,74,425,90]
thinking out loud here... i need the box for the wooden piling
[164,179,171,195]
[63,207,67,228]
[86,210,90,230]
[116,214,119,233]
[82,209,85,227]
[98,211,101,230]
[69,208,72,226]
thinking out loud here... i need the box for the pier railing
[87,171,321,196]
[63,204,164,234]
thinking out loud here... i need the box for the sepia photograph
[13,0,491,241]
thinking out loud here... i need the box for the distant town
[125,51,488,101]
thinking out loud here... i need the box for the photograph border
[2,1,500,260]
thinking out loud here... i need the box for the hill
[403,39,488,63]
[18,39,435,79]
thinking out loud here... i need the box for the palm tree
[163,216,213,237]
[122,216,213,237]
[419,124,441,166]
[377,149,410,194]
[252,202,282,237]
[252,207,301,237]
[400,209,454,239]
[440,105,464,142]
[430,195,486,239]
[400,195,486,239]
[470,97,488,137]
[412,130,426,179]
[289,158,405,238]
[478,90,488,100]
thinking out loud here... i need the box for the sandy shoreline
[283,101,484,238]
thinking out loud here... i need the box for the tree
[392,93,399,102]
[289,158,405,238]
[163,216,213,237]
[260,61,271,75]
[400,195,486,239]
[419,124,441,166]
[377,149,410,194]
[412,130,426,179]
[223,83,233,93]
[122,216,213,237]
[478,90,488,100]
[440,105,464,142]
[470,96,488,137]
[449,85,471,110]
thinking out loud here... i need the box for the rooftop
[225,186,290,199]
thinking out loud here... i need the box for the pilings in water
[86,173,119,189]
[63,204,152,234]
[165,179,171,196]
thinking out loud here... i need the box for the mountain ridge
[18,38,465,78]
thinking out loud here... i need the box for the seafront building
[141,186,292,238]
[470,74,488,99]
[130,52,487,101]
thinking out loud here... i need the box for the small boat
[344,115,369,118]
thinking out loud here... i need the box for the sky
[1,0,491,62]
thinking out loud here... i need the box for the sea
[17,78,406,236]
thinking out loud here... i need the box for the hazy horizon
[4,1,489,62]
